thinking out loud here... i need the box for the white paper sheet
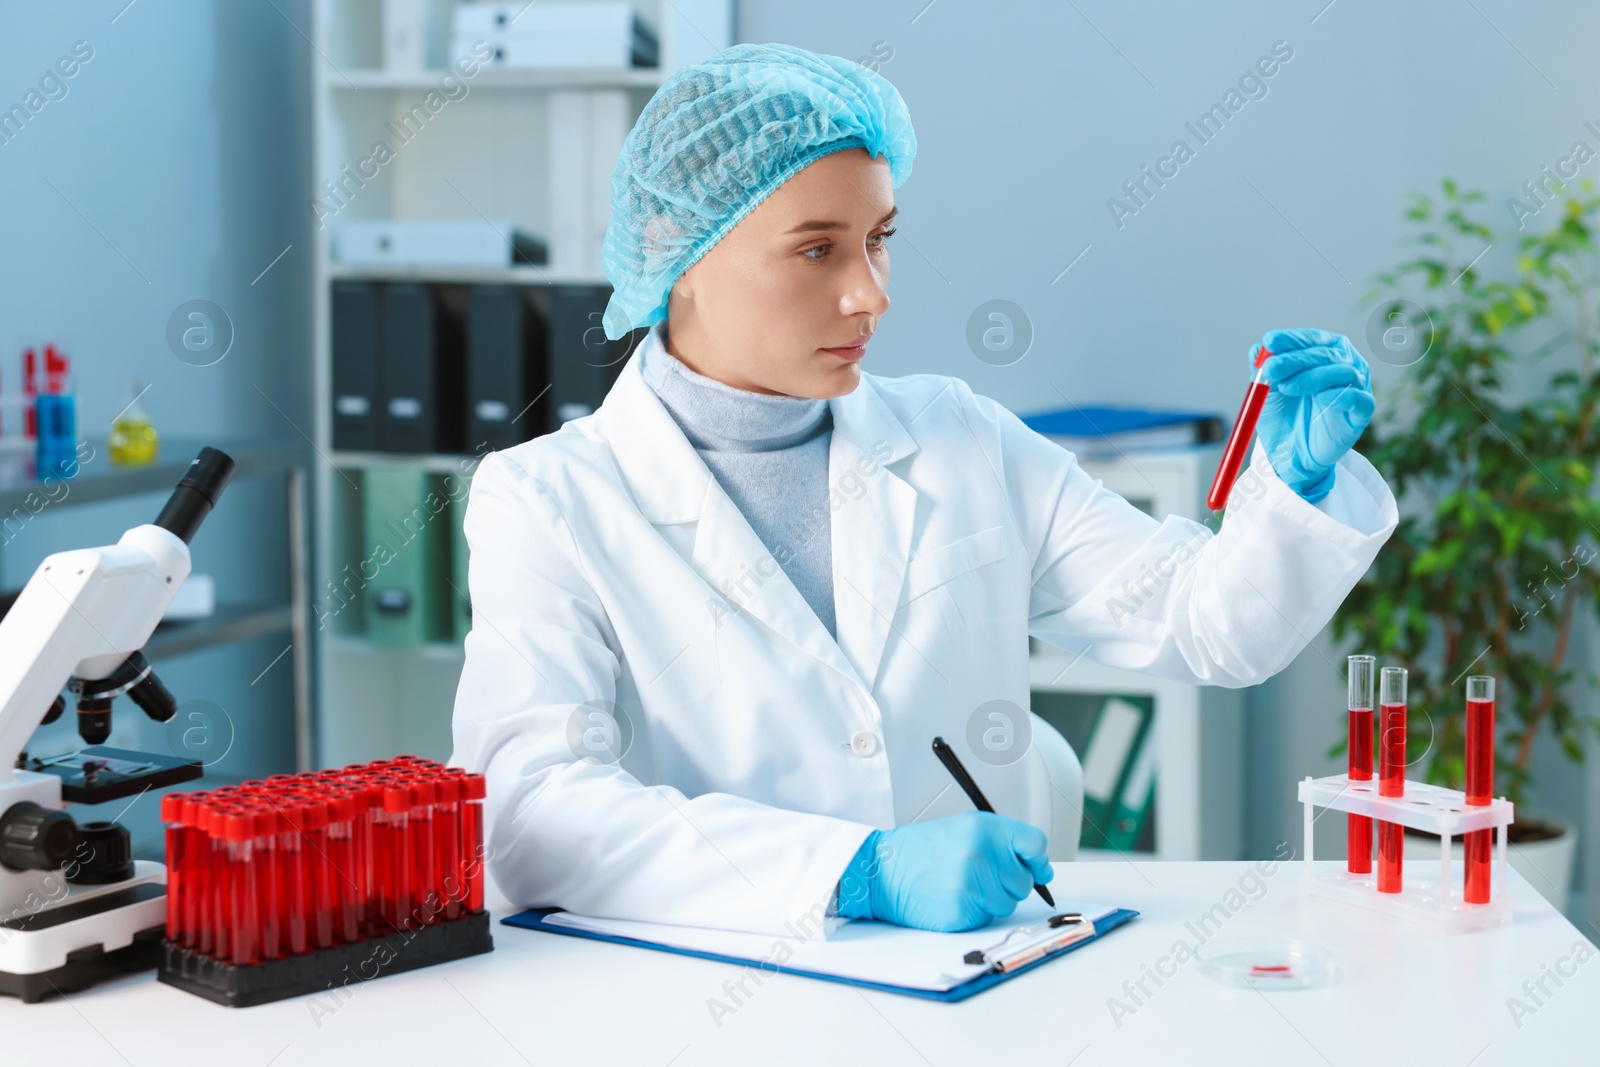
[542,897,1122,992]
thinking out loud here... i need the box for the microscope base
[0,869,169,1003]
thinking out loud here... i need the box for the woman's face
[665,147,896,399]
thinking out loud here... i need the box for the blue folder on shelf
[502,897,1140,1003]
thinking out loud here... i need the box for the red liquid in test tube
[327,789,361,943]
[408,776,439,927]
[377,780,414,933]
[254,807,283,961]
[1346,655,1376,875]
[277,797,309,955]
[462,773,486,913]
[1464,675,1496,904]
[1206,346,1275,512]
[434,775,462,921]
[162,757,487,979]
[1377,667,1407,893]
[304,796,336,948]
[178,794,205,951]
[161,793,187,943]
[223,810,260,966]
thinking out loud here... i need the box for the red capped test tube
[222,809,260,966]
[177,793,207,951]
[461,772,486,913]
[1377,666,1407,893]
[253,806,283,961]
[1346,655,1376,875]
[408,776,439,927]
[275,795,309,955]
[161,793,189,943]
[1464,675,1496,904]
[162,757,486,974]
[433,774,462,921]
[375,779,414,933]
[1206,345,1275,512]
[302,794,336,949]
[324,786,361,942]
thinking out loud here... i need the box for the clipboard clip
[962,912,1097,973]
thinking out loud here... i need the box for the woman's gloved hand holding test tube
[837,328,1376,935]
[1255,327,1377,505]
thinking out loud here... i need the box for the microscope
[0,447,234,1002]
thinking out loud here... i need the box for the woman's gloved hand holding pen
[1255,327,1376,504]
[835,812,1054,932]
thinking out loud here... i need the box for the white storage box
[334,219,547,268]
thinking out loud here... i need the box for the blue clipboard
[501,906,1140,1003]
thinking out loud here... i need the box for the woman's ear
[671,270,694,301]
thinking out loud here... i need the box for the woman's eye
[804,228,897,261]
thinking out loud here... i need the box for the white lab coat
[450,324,1398,937]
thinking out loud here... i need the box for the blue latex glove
[1254,328,1376,504]
[835,812,1053,932]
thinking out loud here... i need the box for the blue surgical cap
[600,42,917,340]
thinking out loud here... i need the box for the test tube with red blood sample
[376,778,414,933]
[253,806,283,962]
[1346,655,1376,875]
[434,774,463,921]
[1464,675,1496,904]
[1377,667,1408,893]
[462,773,486,913]
[159,758,494,1005]
[162,793,189,945]
[1206,345,1275,512]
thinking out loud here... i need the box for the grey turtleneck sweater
[641,331,838,638]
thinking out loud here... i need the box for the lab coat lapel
[599,333,866,687]
[827,369,921,692]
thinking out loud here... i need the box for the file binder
[363,466,452,645]
[380,282,464,454]
[1080,696,1154,850]
[331,281,382,451]
[546,286,634,431]
[466,285,547,452]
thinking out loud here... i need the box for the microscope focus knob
[68,821,134,885]
[0,801,82,873]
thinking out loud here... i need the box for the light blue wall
[0,1,311,853]
[738,0,1600,918]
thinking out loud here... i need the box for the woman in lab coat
[450,43,1397,937]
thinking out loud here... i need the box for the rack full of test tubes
[156,756,494,1006]
[1296,657,1514,935]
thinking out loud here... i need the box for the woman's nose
[840,250,891,319]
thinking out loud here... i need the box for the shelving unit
[1028,445,1247,861]
[308,0,732,768]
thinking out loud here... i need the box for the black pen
[931,736,1056,908]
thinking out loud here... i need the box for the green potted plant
[1330,178,1600,913]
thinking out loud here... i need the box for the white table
[4,860,1594,1066]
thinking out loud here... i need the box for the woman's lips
[822,338,870,361]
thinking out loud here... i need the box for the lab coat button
[850,730,879,757]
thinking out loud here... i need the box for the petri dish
[1195,937,1334,990]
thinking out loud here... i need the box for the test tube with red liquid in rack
[1346,654,1375,874]
[1377,666,1408,893]
[1464,675,1496,904]
[1206,345,1275,512]
[159,756,492,1007]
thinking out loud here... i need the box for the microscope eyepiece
[153,447,235,544]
